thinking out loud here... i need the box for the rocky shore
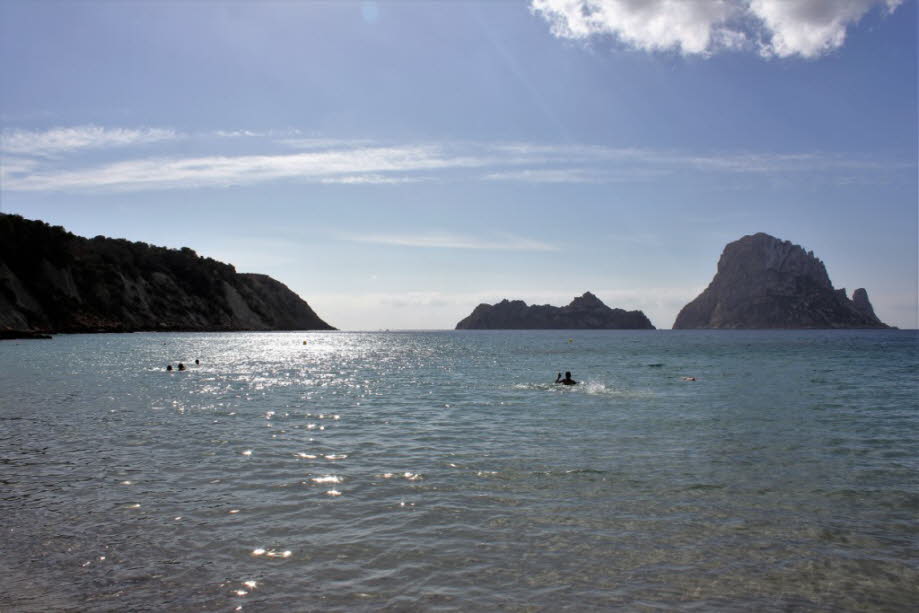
[0,214,335,337]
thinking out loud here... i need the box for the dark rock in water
[673,233,890,329]
[455,292,655,329]
[0,214,335,335]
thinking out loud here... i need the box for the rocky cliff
[455,292,655,329]
[0,214,335,335]
[673,233,889,329]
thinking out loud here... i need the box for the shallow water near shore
[1,329,917,611]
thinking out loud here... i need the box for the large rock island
[0,214,335,336]
[456,292,655,329]
[673,232,889,329]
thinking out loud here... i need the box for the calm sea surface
[1,330,917,612]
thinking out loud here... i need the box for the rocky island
[673,232,889,329]
[0,214,335,337]
[455,292,655,329]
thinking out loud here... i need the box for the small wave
[582,382,610,394]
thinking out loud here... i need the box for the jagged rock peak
[851,288,883,325]
[673,233,890,329]
[455,292,655,330]
[716,232,832,290]
[570,291,604,307]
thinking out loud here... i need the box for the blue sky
[1,0,916,329]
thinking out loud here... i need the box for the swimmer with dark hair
[555,371,578,385]
[166,364,173,371]
[178,363,186,371]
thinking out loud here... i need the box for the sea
[1,329,917,612]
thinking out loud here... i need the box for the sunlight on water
[1,330,917,611]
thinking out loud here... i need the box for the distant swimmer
[195,359,200,365]
[555,371,578,385]
[681,376,696,381]
[166,364,173,371]
[178,363,186,371]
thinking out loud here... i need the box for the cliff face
[455,292,655,329]
[0,214,335,334]
[673,233,889,329]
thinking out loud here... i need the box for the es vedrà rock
[673,232,890,329]
[456,292,655,330]
[0,214,335,337]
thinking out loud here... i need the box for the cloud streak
[2,145,485,192]
[340,231,559,252]
[1,125,181,157]
[530,0,903,58]
[1,129,909,193]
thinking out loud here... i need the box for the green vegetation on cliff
[0,214,335,334]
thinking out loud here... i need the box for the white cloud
[1,133,908,193]
[340,231,559,252]
[483,168,607,183]
[750,0,903,58]
[319,173,428,185]
[531,0,741,55]
[0,157,39,183]
[530,0,902,58]
[2,145,485,192]
[0,125,181,157]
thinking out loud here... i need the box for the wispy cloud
[531,0,903,58]
[2,145,485,192]
[319,173,429,185]
[483,166,670,183]
[483,168,607,183]
[1,130,910,193]
[340,231,559,252]
[1,125,181,157]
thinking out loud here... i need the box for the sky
[0,0,916,330]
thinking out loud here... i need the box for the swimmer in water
[178,363,186,371]
[166,364,173,371]
[555,371,578,385]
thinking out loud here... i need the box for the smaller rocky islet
[455,292,655,330]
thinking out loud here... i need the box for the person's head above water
[555,371,578,385]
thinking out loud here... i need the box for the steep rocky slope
[456,292,655,329]
[673,233,889,329]
[0,214,335,335]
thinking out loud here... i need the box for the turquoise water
[1,330,917,611]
